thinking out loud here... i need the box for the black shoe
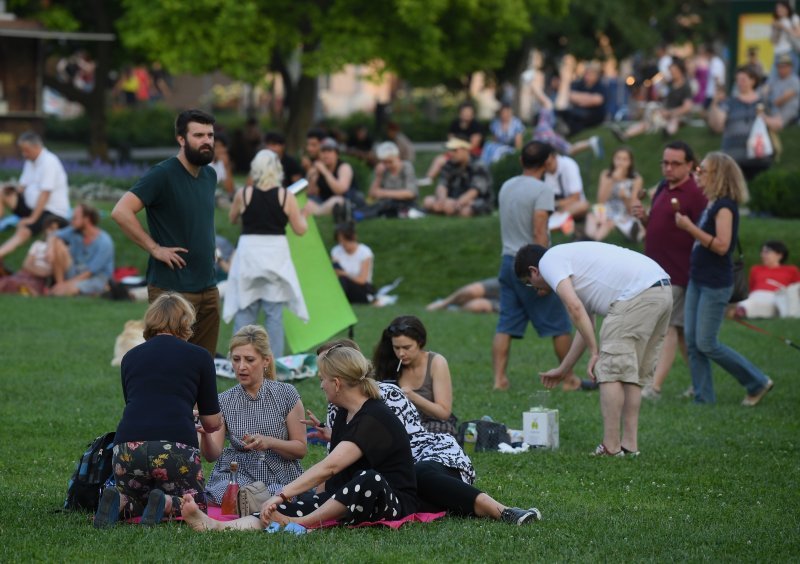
[140,489,166,526]
[500,507,542,525]
[93,488,120,529]
[332,202,344,223]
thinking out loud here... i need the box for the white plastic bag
[746,115,774,159]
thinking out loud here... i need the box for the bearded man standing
[112,109,220,356]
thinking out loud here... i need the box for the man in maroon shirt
[632,141,707,398]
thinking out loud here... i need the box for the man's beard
[185,142,215,166]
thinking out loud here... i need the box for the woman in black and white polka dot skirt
[181,345,418,532]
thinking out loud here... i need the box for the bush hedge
[748,168,800,218]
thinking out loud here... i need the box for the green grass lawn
[1,126,799,561]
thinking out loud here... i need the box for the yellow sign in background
[738,13,774,70]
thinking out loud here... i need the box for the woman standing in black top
[222,149,308,358]
[181,345,418,532]
[94,293,222,528]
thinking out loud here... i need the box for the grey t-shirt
[767,73,800,125]
[498,174,554,256]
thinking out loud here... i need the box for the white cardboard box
[523,408,559,449]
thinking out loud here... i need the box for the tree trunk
[284,74,318,156]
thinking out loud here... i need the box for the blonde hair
[318,345,379,399]
[143,293,195,340]
[250,149,284,189]
[701,151,750,204]
[229,324,276,380]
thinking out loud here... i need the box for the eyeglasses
[387,323,412,336]
[660,160,687,168]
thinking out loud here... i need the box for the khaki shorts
[669,285,686,327]
[595,286,673,385]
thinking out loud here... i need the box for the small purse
[730,241,749,303]
[236,481,273,516]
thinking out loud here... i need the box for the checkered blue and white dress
[206,380,303,503]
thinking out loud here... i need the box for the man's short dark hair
[175,109,216,139]
[264,131,286,146]
[514,244,548,281]
[77,203,100,226]
[664,140,695,165]
[306,128,326,142]
[521,141,554,169]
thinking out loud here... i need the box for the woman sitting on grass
[94,293,222,528]
[309,339,542,526]
[181,345,418,531]
[201,325,307,505]
[373,315,457,436]
[331,222,375,304]
[733,240,800,318]
[584,147,644,242]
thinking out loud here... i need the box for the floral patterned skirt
[112,440,206,518]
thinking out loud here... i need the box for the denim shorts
[496,254,572,338]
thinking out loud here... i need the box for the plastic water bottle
[464,423,478,454]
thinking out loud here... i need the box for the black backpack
[63,432,115,511]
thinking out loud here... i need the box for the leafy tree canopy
[117,0,568,86]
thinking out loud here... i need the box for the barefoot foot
[181,494,219,532]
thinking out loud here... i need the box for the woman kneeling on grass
[94,293,222,528]
[182,345,418,532]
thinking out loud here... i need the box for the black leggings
[337,275,374,304]
[415,461,481,516]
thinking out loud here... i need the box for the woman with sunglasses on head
[675,152,774,406]
[181,345,418,532]
[373,315,458,436]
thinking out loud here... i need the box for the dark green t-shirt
[131,157,217,292]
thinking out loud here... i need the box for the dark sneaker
[592,444,624,457]
[93,487,121,528]
[500,506,542,525]
[332,202,344,224]
[140,489,166,526]
[621,446,640,457]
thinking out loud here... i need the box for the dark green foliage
[748,169,800,219]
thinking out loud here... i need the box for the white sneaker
[417,177,433,187]
[406,208,426,219]
[641,385,661,400]
[589,135,604,159]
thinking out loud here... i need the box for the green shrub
[44,114,90,143]
[489,150,522,195]
[106,106,177,148]
[748,168,800,218]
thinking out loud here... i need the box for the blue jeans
[233,299,285,358]
[684,281,770,404]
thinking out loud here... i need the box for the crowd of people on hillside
[1,21,797,533]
